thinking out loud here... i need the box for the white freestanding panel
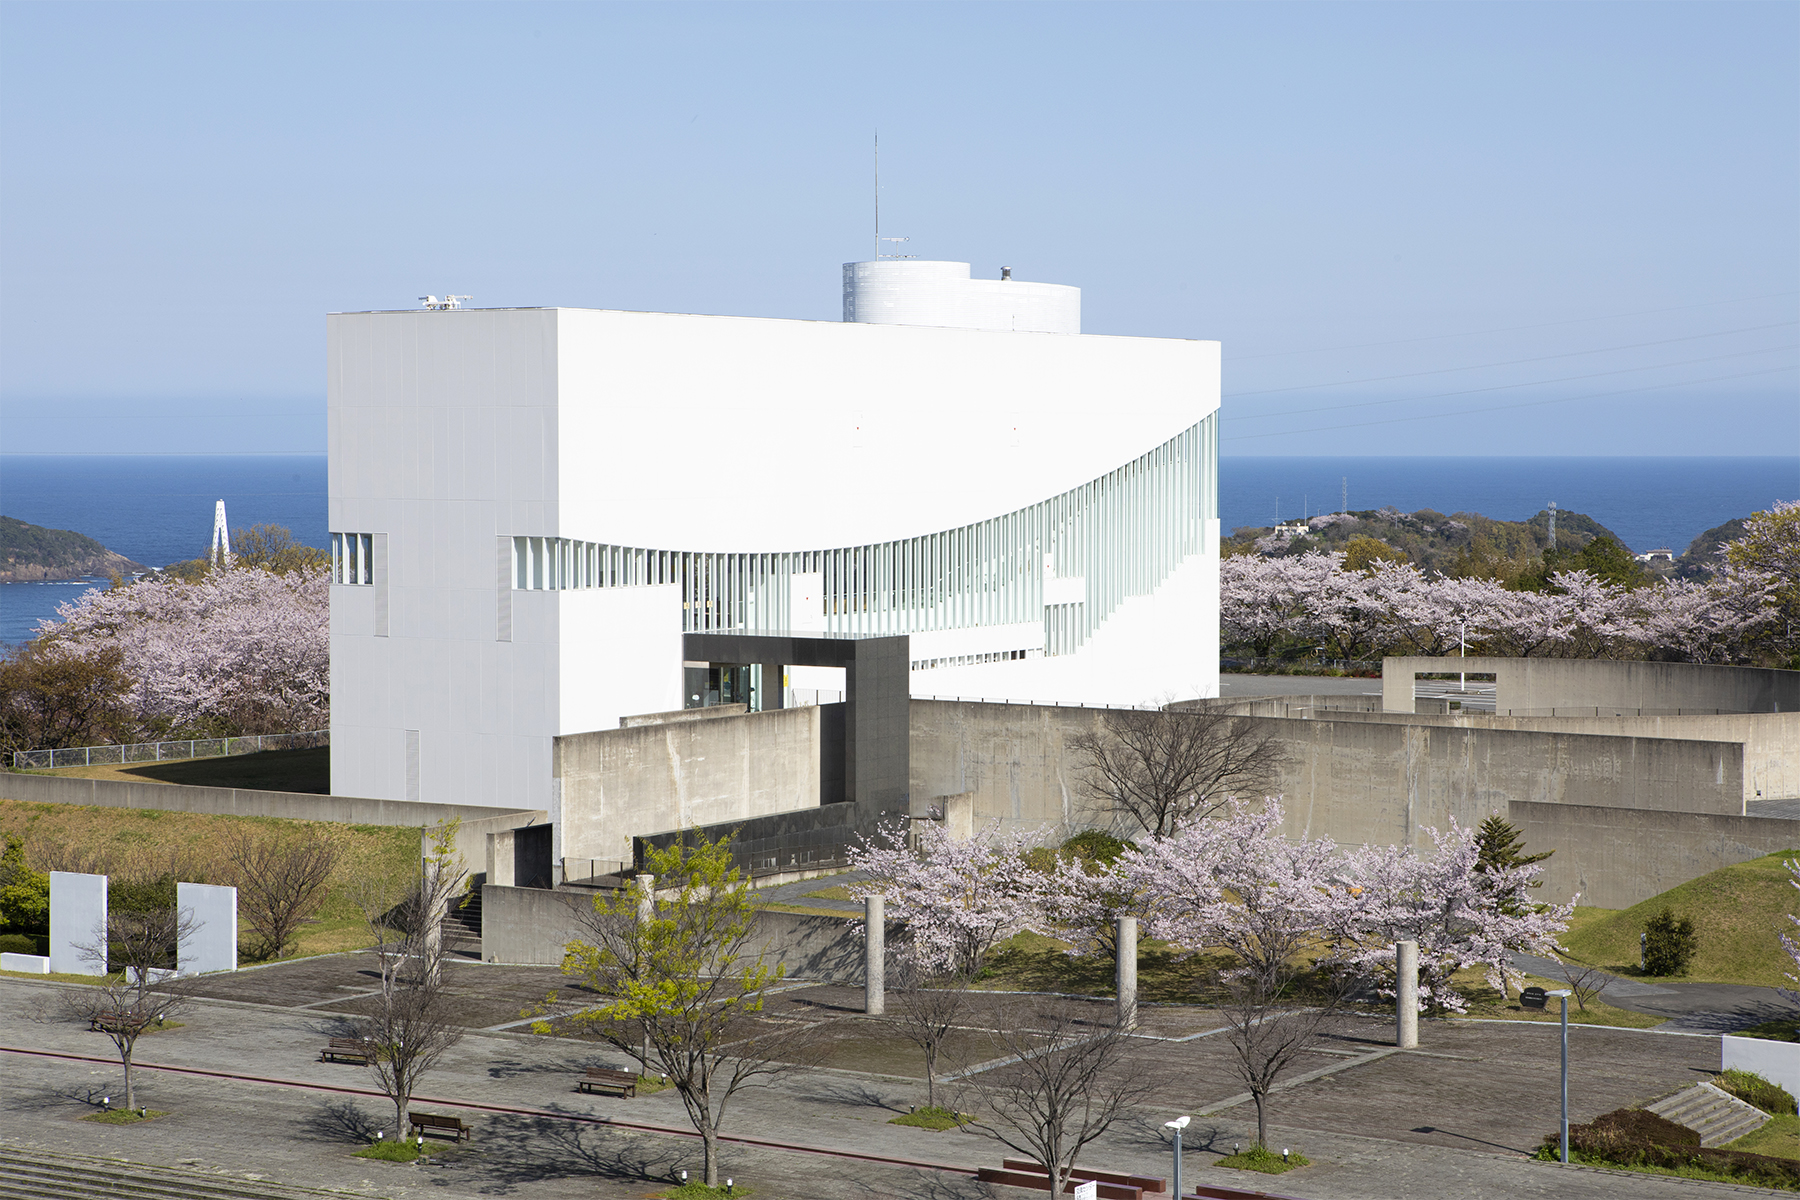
[48,871,107,975]
[176,882,237,975]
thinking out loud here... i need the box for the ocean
[2,453,1795,646]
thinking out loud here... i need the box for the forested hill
[1224,506,1629,582]
[1,516,146,582]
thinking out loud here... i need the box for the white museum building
[327,260,1222,818]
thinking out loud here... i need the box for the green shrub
[1643,907,1698,976]
[1718,1070,1799,1116]
[1539,1105,1800,1189]
[0,932,46,956]
[1059,830,1134,867]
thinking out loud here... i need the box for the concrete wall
[48,871,106,975]
[176,882,237,975]
[481,884,591,965]
[481,882,862,981]
[1,772,533,829]
[555,705,822,864]
[1383,658,1800,717]
[1248,706,1800,809]
[909,698,1745,848]
[1515,800,1800,909]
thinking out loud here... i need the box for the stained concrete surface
[2,960,1759,1200]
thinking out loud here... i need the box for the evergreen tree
[1475,815,1552,886]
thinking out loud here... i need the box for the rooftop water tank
[842,260,1080,334]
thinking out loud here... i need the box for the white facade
[843,260,1079,334]
[329,295,1220,816]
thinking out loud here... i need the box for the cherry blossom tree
[847,820,1048,977]
[32,563,329,737]
[1338,820,1576,1013]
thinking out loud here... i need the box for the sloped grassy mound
[1560,851,1800,987]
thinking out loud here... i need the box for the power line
[1228,290,1800,362]
[1221,364,1795,442]
[1227,341,1798,421]
[1227,321,1797,400]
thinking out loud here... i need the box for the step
[0,1147,379,1200]
[1643,1081,1772,1147]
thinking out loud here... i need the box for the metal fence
[13,729,329,771]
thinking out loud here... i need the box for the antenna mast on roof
[872,132,913,260]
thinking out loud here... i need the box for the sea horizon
[3,451,1796,646]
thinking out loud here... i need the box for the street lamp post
[1164,1115,1190,1198]
[1549,988,1573,1162]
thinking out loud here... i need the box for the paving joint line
[0,1045,980,1180]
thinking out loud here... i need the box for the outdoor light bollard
[1116,916,1138,1030]
[864,894,885,1015]
[1550,988,1573,1163]
[1395,940,1419,1049]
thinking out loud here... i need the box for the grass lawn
[1559,851,1800,987]
[84,1108,169,1124]
[973,930,1238,1002]
[1730,1114,1800,1160]
[1450,968,1664,1029]
[354,1138,454,1162]
[0,797,420,960]
[801,883,858,902]
[888,1105,972,1131]
[655,1181,753,1199]
[22,747,330,794]
[1214,1146,1309,1173]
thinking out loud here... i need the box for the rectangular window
[330,531,376,586]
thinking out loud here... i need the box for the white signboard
[1072,1182,1098,1200]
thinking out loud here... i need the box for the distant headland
[1,515,146,582]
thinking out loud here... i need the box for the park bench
[319,1036,375,1065]
[409,1111,472,1142]
[576,1066,639,1097]
[88,1011,133,1034]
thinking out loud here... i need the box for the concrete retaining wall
[556,705,823,865]
[0,771,528,829]
[1383,658,1800,717]
[1514,800,1800,908]
[1251,706,1800,809]
[911,699,1746,848]
[480,882,863,981]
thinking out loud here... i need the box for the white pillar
[864,895,885,1015]
[1396,940,1419,1049]
[1116,916,1138,1030]
[637,874,655,1070]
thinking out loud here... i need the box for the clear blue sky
[1,1,1795,455]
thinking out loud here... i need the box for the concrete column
[1116,916,1138,1030]
[864,895,885,1015]
[759,663,785,709]
[1396,940,1419,1049]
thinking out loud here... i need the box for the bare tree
[542,834,818,1188]
[1553,958,1608,1013]
[1217,966,1349,1152]
[887,954,975,1109]
[1069,705,1287,838]
[953,999,1158,1193]
[224,825,339,960]
[349,819,467,1136]
[61,906,199,1110]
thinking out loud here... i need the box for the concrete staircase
[1643,1081,1771,1147]
[0,1146,380,1200]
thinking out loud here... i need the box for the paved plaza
[0,955,1778,1198]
